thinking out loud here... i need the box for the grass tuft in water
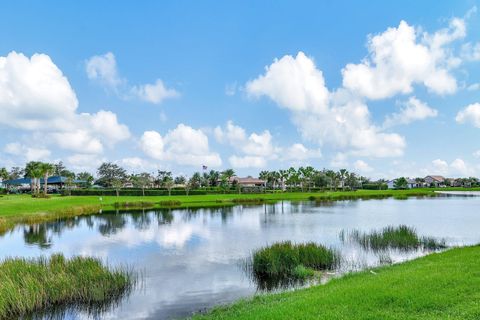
[0,254,135,319]
[251,241,337,280]
[231,198,265,204]
[157,200,182,206]
[113,201,155,209]
[340,225,447,251]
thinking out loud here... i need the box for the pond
[1,195,480,319]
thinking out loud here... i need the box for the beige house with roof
[424,175,446,187]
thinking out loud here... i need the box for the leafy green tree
[184,178,194,196]
[164,177,175,196]
[394,177,409,190]
[189,172,202,189]
[155,171,172,188]
[76,172,94,186]
[0,167,8,182]
[8,167,24,180]
[131,172,152,196]
[53,161,66,176]
[313,170,328,189]
[174,175,186,185]
[112,179,124,197]
[96,162,127,188]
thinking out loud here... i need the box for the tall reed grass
[250,241,338,280]
[0,254,135,319]
[340,225,446,251]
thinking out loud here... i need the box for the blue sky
[0,1,479,178]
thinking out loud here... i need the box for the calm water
[2,195,480,319]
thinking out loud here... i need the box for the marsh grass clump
[113,201,155,209]
[0,254,135,319]
[232,198,265,204]
[251,241,337,281]
[158,200,182,206]
[340,225,446,251]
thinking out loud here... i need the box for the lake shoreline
[193,245,480,319]
[1,188,479,234]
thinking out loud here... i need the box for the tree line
[1,161,378,196]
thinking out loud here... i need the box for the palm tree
[259,170,270,188]
[325,170,336,191]
[278,169,288,191]
[208,170,220,187]
[39,163,54,195]
[222,169,235,184]
[270,171,280,191]
[338,169,348,191]
[25,161,43,195]
[164,178,175,196]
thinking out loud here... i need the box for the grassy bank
[194,246,480,319]
[0,188,475,233]
[0,254,134,319]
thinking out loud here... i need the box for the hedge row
[361,183,388,190]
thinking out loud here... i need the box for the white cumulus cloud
[246,52,406,158]
[0,51,131,157]
[86,52,178,105]
[354,160,373,173]
[4,143,51,162]
[246,52,329,113]
[342,18,464,99]
[456,103,480,127]
[215,121,321,168]
[383,97,438,128]
[0,51,78,130]
[140,124,222,167]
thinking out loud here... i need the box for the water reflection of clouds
[2,197,480,319]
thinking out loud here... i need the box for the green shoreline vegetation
[0,188,478,234]
[0,254,135,320]
[193,246,480,320]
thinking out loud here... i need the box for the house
[424,175,446,187]
[2,176,85,192]
[387,178,419,189]
[387,180,395,189]
[229,176,266,187]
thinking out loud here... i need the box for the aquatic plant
[231,198,265,204]
[0,254,135,319]
[113,201,155,209]
[340,225,447,251]
[158,200,182,206]
[251,241,337,280]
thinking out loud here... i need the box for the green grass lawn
[193,246,480,320]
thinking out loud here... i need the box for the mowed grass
[0,254,134,319]
[194,246,480,320]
